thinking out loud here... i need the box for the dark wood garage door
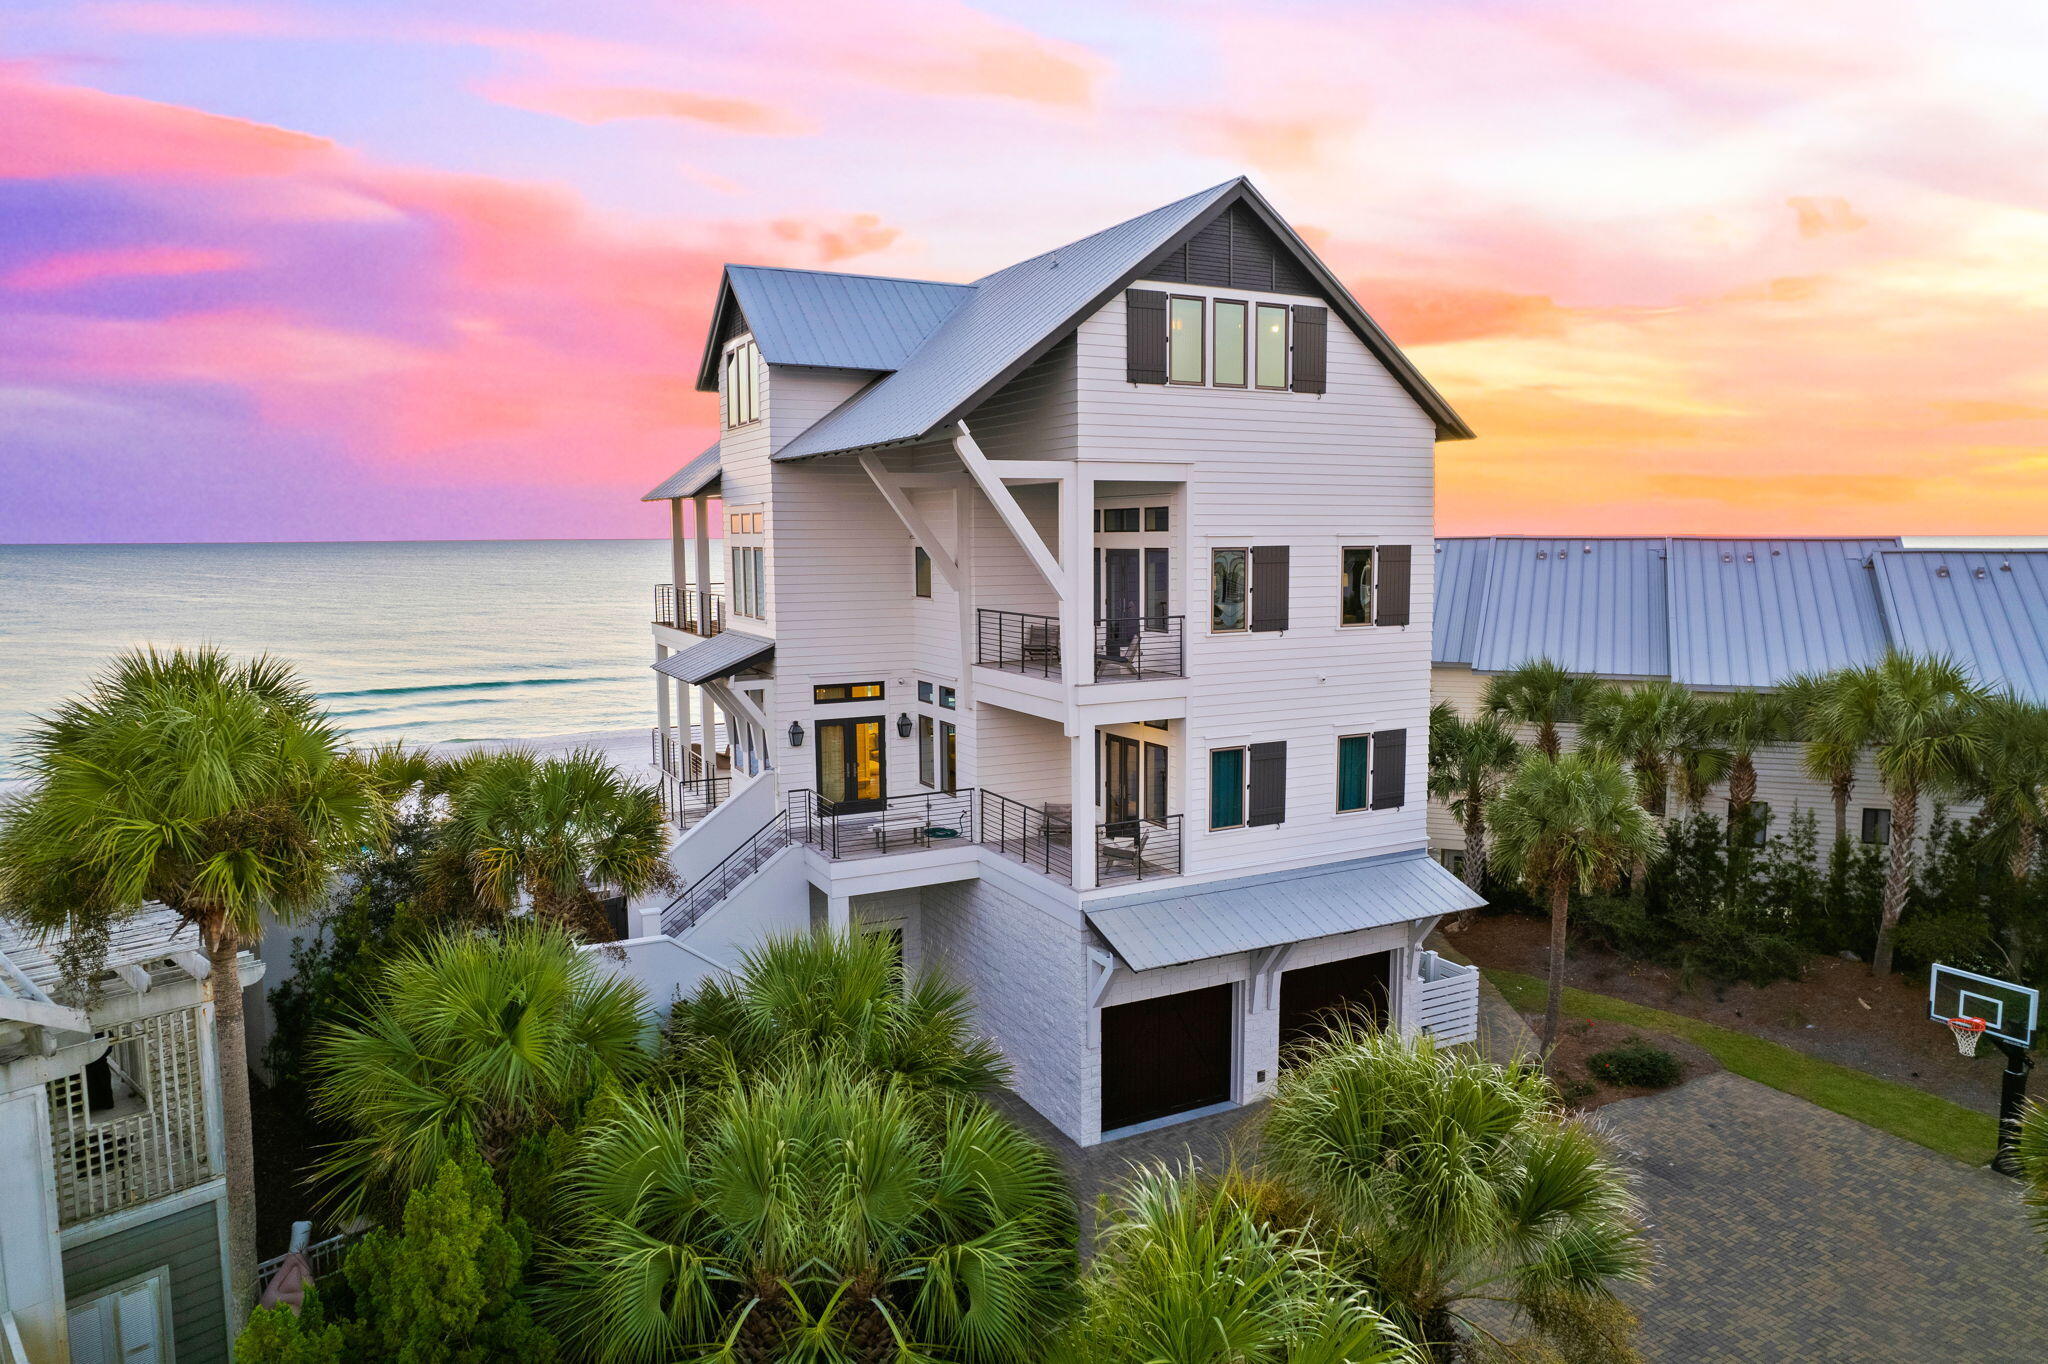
[1279,951,1390,1064]
[1100,983,1234,1133]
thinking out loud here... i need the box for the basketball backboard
[1929,963,2039,1050]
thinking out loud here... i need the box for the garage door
[1279,951,1389,1063]
[1100,982,1234,1133]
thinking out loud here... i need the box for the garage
[1099,982,1234,1133]
[1279,950,1390,1062]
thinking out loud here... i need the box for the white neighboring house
[609,177,1487,1146]
[0,910,258,1364]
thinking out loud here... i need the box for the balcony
[654,583,726,637]
[789,788,977,860]
[47,1006,213,1227]
[976,795,1183,887]
[975,610,1187,684]
[658,772,730,833]
[1095,814,1183,886]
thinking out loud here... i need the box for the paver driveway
[1597,1071,2048,1362]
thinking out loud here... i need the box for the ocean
[0,539,675,776]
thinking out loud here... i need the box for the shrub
[234,1284,346,1364]
[1586,1039,1683,1089]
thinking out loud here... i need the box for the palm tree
[1579,680,1711,891]
[2019,1100,2048,1254]
[1481,659,1605,758]
[1699,688,1797,845]
[545,1058,1079,1363]
[1260,1026,1649,1361]
[0,647,385,1317]
[1488,751,1662,1048]
[665,929,1008,1099]
[1805,654,1986,975]
[428,747,675,939]
[1426,701,1520,896]
[1051,1164,1409,1364]
[312,924,650,1220]
[1784,671,1864,849]
[1970,696,2048,886]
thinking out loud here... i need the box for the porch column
[827,893,852,934]
[1059,468,1096,687]
[669,498,688,610]
[654,646,671,773]
[691,492,714,624]
[1069,728,1097,891]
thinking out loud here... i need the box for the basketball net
[1946,1016,1988,1057]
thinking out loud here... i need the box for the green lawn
[1484,967,2001,1165]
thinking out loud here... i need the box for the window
[1144,506,1170,532]
[1728,800,1773,846]
[729,545,765,618]
[1214,299,1247,387]
[1211,549,1248,631]
[67,1270,171,1364]
[1341,547,1374,626]
[1255,304,1289,389]
[814,682,884,703]
[917,681,934,704]
[1168,296,1205,383]
[1099,507,1140,533]
[1337,734,1372,812]
[1144,548,1170,630]
[938,686,957,710]
[939,721,958,793]
[722,339,760,427]
[1145,742,1169,821]
[1862,807,1891,845]
[1210,747,1246,829]
[1143,718,1169,730]
[919,715,935,787]
[914,546,932,598]
[726,510,762,534]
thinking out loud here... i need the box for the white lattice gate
[46,1004,213,1226]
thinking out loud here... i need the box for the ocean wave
[320,675,619,700]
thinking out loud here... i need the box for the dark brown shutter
[1290,305,1327,394]
[1248,741,1288,826]
[1126,289,1168,384]
[1375,545,1412,626]
[1250,545,1290,632]
[1370,729,1406,809]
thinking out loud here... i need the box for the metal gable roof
[642,442,722,501]
[718,266,973,378]
[652,631,774,684]
[1872,550,2048,702]
[1665,538,1897,689]
[1086,851,1483,972]
[1467,538,1671,678]
[1432,537,1495,665]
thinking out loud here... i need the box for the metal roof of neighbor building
[642,442,722,501]
[1432,538,1495,665]
[722,266,974,375]
[1467,538,1671,678]
[1872,550,2048,702]
[1665,539,1897,689]
[1085,851,1484,971]
[652,631,774,684]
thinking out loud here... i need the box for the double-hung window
[913,547,932,598]
[1168,296,1205,383]
[722,339,760,427]
[1336,730,1407,813]
[1340,547,1374,626]
[1211,549,1249,632]
[729,545,765,618]
[1336,735,1372,812]
[1209,747,1247,829]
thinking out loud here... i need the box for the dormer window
[722,339,760,428]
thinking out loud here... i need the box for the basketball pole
[1991,1039,2034,1177]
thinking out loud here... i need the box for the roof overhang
[642,443,722,502]
[653,631,774,685]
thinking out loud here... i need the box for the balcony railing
[659,772,730,833]
[654,583,726,637]
[1096,814,1183,885]
[979,791,1073,882]
[789,788,977,861]
[660,811,792,937]
[977,609,1187,684]
[47,1006,212,1227]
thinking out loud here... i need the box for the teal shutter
[1337,734,1371,811]
[1209,748,1245,828]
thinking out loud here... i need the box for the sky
[4,0,2048,544]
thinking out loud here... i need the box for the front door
[816,716,885,813]
[1102,734,1141,826]
[1279,951,1390,1064]
[1098,547,1140,657]
[1100,983,1234,1132]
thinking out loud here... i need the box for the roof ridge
[970,177,1244,285]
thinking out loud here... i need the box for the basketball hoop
[1946,1015,1989,1057]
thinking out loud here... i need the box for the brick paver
[1597,1071,2048,1362]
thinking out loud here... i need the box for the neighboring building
[0,910,259,1364]
[611,177,1486,1146]
[1428,536,2048,861]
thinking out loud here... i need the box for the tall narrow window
[1145,742,1169,821]
[1337,734,1372,812]
[1209,747,1246,829]
[1211,549,1248,632]
[1214,299,1247,387]
[918,715,935,787]
[722,340,760,427]
[1340,547,1374,626]
[939,721,958,793]
[1145,548,1170,630]
[1255,304,1288,389]
[1168,296,1205,383]
[1861,808,1890,845]
[914,546,932,598]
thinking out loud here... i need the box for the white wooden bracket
[702,679,769,734]
[953,422,1066,599]
[172,951,211,982]
[858,454,961,591]
[1249,943,1294,1012]
[113,962,153,995]
[1085,947,1118,1047]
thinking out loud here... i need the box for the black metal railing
[978,791,1074,883]
[652,728,714,780]
[1094,615,1186,681]
[1096,814,1183,885]
[977,609,1062,678]
[654,583,726,636]
[660,811,791,937]
[659,773,730,832]
[788,787,977,861]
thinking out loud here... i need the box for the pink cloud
[486,82,813,134]
[0,62,330,179]
[4,245,252,291]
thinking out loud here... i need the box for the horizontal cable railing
[654,583,727,636]
[1094,615,1186,682]
[1097,814,1183,886]
[976,609,1062,679]
[660,811,791,936]
[790,788,977,860]
[659,773,730,832]
[979,790,1074,883]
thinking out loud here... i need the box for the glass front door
[816,717,885,812]
[1103,733,1141,826]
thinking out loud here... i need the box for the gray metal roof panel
[642,442,722,501]
[652,631,774,685]
[1872,550,2048,702]
[1085,851,1484,972]
[726,266,973,374]
[1432,538,1495,664]
[1665,538,1897,689]
[1468,538,1671,678]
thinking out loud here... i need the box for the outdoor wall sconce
[788,722,804,747]
[896,713,913,738]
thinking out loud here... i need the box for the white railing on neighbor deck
[256,1223,363,1297]
[1413,950,1481,1046]
[47,1004,213,1227]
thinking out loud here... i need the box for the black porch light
[896,712,913,738]
[788,721,805,748]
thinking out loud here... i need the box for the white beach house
[614,178,1485,1145]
